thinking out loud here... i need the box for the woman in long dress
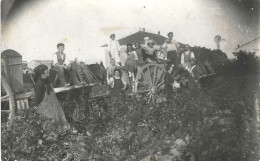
[33,64,70,137]
[125,43,138,81]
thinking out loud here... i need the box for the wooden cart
[1,50,95,129]
[133,60,216,103]
[134,63,166,103]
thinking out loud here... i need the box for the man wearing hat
[144,39,159,63]
[108,34,121,66]
[52,43,70,87]
[162,32,180,74]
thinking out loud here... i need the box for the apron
[37,90,70,134]
[110,77,125,96]
[125,52,137,73]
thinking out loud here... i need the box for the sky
[1,0,259,63]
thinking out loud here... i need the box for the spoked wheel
[134,63,166,103]
[1,76,15,129]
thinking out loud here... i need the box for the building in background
[234,36,260,56]
[101,28,168,67]
[28,60,53,69]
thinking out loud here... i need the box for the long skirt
[125,60,137,73]
[37,91,70,135]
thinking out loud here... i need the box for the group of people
[107,34,160,80]
[106,32,205,97]
[32,31,214,137]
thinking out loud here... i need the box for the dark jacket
[135,48,146,61]
[164,72,174,98]
[34,77,52,107]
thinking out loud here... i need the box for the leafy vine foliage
[1,50,260,161]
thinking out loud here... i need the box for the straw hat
[147,39,155,45]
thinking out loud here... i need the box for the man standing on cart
[108,34,121,66]
[162,32,180,75]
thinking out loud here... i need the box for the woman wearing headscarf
[33,64,70,137]
[125,43,138,81]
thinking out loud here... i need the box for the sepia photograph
[1,0,260,160]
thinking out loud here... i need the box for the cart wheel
[1,76,15,129]
[135,64,166,103]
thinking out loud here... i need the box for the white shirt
[108,39,120,53]
[181,51,195,64]
[52,52,69,66]
[162,39,180,52]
